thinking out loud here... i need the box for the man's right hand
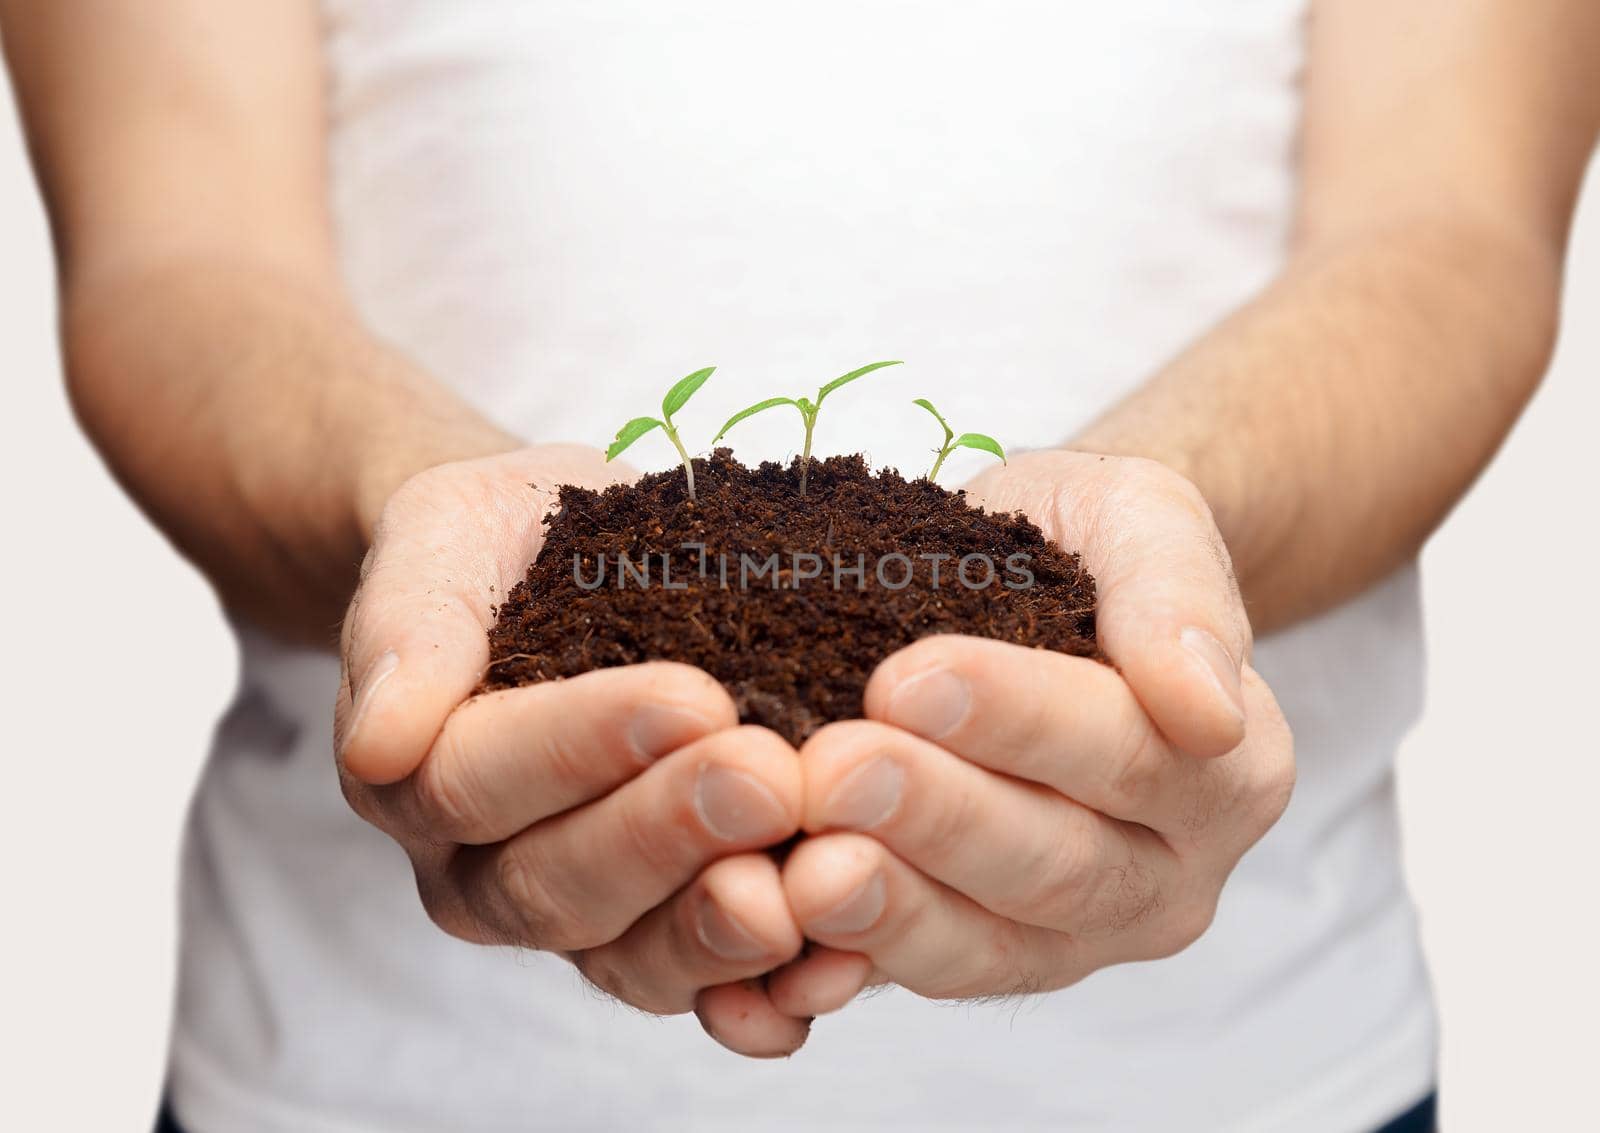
[334,444,812,1057]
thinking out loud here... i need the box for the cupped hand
[770,450,1296,1013]
[334,445,810,1057]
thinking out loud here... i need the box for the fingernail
[343,649,399,752]
[822,757,903,830]
[1180,627,1245,721]
[695,765,791,843]
[807,873,886,936]
[697,900,769,961]
[883,668,970,739]
[627,703,713,764]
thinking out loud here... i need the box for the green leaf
[661,365,716,422]
[911,397,953,444]
[950,432,1007,463]
[712,397,803,442]
[606,416,663,461]
[815,360,903,407]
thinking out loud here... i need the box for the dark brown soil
[481,450,1103,745]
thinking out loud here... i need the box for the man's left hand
[765,450,1296,1013]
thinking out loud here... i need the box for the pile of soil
[481,449,1103,745]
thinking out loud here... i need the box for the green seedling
[713,360,903,496]
[605,365,716,502]
[913,398,1006,482]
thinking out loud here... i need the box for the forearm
[1075,218,1561,633]
[64,255,521,645]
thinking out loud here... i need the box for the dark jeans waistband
[155,1090,1439,1132]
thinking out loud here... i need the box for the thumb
[1083,461,1252,758]
[335,474,504,785]
[335,444,632,784]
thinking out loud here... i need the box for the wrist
[344,383,524,547]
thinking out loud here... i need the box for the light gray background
[1,78,1594,1130]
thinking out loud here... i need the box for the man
[3,1,1595,1130]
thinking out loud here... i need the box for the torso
[167,4,1437,1129]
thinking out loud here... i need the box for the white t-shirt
[167,3,1438,1130]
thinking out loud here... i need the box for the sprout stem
[799,418,815,497]
[664,423,697,502]
[928,446,950,483]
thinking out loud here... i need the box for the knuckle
[949,930,1018,1000]
[615,792,682,875]
[495,848,554,944]
[1085,857,1165,935]
[569,950,621,1005]
[1177,769,1228,838]
[416,875,479,945]
[1031,818,1100,923]
[979,942,1022,999]
[998,673,1057,765]
[570,950,626,1006]
[413,743,491,843]
[573,949,678,1017]
[1103,716,1167,816]
[528,720,592,799]
[1149,896,1217,958]
[1038,472,1097,545]
[1241,685,1296,834]
[944,924,1052,1002]
[922,779,982,856]
[496,845,591,951]
[1250,749,1297,833]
